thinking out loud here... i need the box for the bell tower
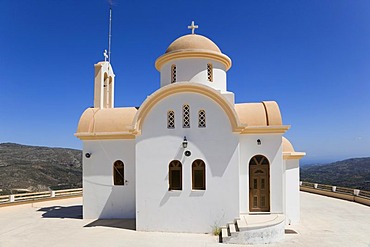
[94,60,115,108]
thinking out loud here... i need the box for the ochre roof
[282,137,295,152]
[282,136,306,160]
[155,34,232,71]
[234,101,282,127]
[165,34,222,54]
[75,107,137,140]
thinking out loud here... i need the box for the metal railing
[300,181,370,206]
[0,188,82,205]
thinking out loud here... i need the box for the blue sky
[1,0,369,163]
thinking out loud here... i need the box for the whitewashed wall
[136,92,240,233]
[82,140,136,219]
[239,134,284,214]
[284,159,300,224]
[160,58,227,92]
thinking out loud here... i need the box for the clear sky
[1,1,369,163]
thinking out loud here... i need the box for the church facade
[75,25,305,235]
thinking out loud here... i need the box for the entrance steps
[220,214,285,244]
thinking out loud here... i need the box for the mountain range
[300,157,370,191]
[0,143,82,194]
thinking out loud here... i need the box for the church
[75,22,305,244]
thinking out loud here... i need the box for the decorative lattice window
[207,63,213,82]
[183,104,190,128]
[169,160,182,190]
[198,110,206,128]
[171,64,176,83]
[192,159,206,190]
[113,160,124,186]
[167,110,175,129]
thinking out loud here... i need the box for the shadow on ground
[84,219,136,231]
[37,205,83,219]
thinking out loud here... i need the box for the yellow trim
[155,51,232,71]
[74,132,135,140]
[132,82,242,134]
[240,125,290,134]
[283,152,306,160]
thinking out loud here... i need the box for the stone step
[225,214,286,245]
[221,227,229,242]
[236,218,247,230]
[228,223,236,235]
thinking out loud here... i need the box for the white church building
[75,23,305,244]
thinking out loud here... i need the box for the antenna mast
[108,6,112,64]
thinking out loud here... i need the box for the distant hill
[0,143,82,194]
[300,157,370,191]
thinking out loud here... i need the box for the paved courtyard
[0,192,370,247]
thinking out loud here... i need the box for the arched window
[167,110,175,129]
[169,160,182,190]
[171,64,177,83]
[207,63,213,82]
[183,104,190,128]
[192,159,206,190]
[198,110,206,128]
[113,160,124,186]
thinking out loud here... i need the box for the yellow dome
[155,34,231,71]
[282,137,295,152]
[165,34,221,54]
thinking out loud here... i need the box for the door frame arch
[249,155,270,212]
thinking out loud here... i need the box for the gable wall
[135,92,239,233]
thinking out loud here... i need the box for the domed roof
[282,137,295,152]
[165,34,221,54]
[155,33,231,71]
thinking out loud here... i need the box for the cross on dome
[188,21,198,34]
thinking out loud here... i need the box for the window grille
[171,64,176,83]
[167,110,175,129]
[198,110,206,128]
[207,63,213,82]
[183,104,190,128]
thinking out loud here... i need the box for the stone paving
[0,192,370,247]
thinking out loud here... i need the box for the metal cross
[188,21,198,34]
[103,50,109,62]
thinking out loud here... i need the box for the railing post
[314,183,318,189]
[50,191,56,198]
[354,189,360,196]
[9,195,15,202]
[332,186,336,192]
[299,181,303,186]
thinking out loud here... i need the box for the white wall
[83,140,136,219]
[136,92,240,233]
[239,134,284,214]
[160,58,227,92]
[284,159,300,224]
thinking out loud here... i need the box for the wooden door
[249,155,270,212]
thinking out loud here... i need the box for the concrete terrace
[1,192,370,247]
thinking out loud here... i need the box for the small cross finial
[188,21,198,34]
[103,49,108,62]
